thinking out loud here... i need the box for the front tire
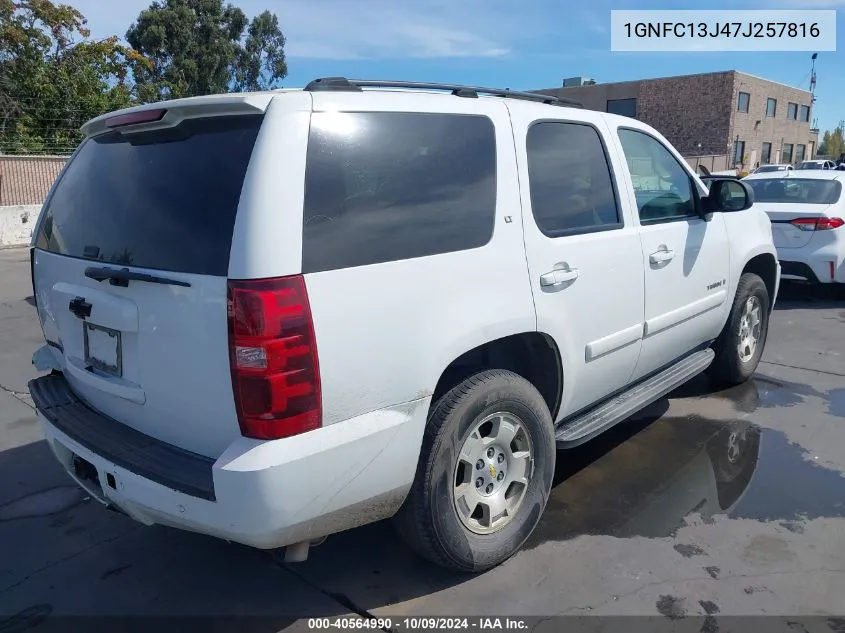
[393,370,556,573]
[708,273,770,386]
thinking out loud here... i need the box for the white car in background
[794,159,838,171]
[744,171,844,284]
[750,164,793,174]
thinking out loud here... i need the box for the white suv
[28,78,780,572]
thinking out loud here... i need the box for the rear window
[302,111,497,273]
[35,115,263,276]
[746,178,842,204]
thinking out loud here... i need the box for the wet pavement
[1,246,844,628]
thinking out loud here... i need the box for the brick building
[535,70,819,172]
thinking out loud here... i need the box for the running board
[555,349,715,448]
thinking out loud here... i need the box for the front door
[510,107,645,419]
[611,126,731,381]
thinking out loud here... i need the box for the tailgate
[31,112,264,458]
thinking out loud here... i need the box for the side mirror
[703,178,754,213]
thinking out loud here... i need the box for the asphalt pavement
[1,246,844,631]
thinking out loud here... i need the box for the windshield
[755,165,788,173]
[746,178,842,204]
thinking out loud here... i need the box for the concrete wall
[0,205,41,248]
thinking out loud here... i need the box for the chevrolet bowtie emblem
[489,464,497,479]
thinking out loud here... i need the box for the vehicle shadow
[774,280,845,310]
[0,375,758,628]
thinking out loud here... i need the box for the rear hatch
[31,102,268,458]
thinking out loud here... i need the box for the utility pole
[809,53,818,104]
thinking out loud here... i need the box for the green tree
[0,0,151,154]
[126,0,287,102]
[819,127,844,159]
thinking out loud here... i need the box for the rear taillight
[790,217,844,231]
[227,275,321,440]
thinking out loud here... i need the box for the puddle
[523,377,845,549]
[0,486,86,522]
[828,389,845,419]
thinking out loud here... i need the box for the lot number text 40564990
[307,617,529,630]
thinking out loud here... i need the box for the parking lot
[1,245,844,628]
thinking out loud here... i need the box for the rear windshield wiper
[84,266,191,288]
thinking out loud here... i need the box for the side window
[525,121,621,237]
[617,128,696,224]
[302,112,497,273]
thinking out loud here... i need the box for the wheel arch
[741,252,779,311]
[431,332,563,422]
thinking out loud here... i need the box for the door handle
[649,249,675,264]
[540,267,579,287]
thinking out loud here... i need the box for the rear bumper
[30,373,428,549]
[776,234,844,283]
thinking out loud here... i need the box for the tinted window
[525,122,620,236]
[35,116,262,276]
[617,128,696,223]
[607,98,637,118]
[747,178,842,204]
[781,144,794,163]
[761,142,772,164]
[301,112,496,273]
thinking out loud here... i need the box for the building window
[606,98,637,118]
[733,140,746,166]
[781,143,793,163]
[800,105,810,122]
[787,103,798,120]
[761,142,772,164]
[766,98,777,118]
[795,144,806,162]
[737,92,750,112]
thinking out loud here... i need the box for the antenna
[809,53,818,104]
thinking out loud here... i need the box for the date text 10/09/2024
[623,22,820,38]
[307,617,529,630]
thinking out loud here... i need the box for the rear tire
[393,370,555,573]
[708,273,770,386]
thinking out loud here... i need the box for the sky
[68,0,845,133]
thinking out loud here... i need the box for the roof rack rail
[303,77,583,108]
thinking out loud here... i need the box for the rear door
[510,107,645,418]
[32,102,270,458]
